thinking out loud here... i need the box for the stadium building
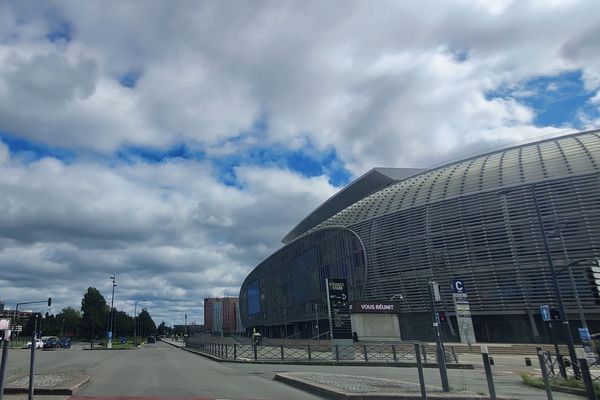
[239,129,600,343]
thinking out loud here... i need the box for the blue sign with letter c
[451,278,466,294]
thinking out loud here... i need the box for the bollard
[536,347,553,400]
[280,345,284,361]
[576,349,596,400]
[422,344,427,363]
[0,331,10,400]
[253,344,258,361]
[335,345,340,361]
[481,345,496,400]
[308,344,311,361]
[525,357,531,366]
[234,344,237,359]
[28,317,38,400]
[414,343,427,399]
[391,344,397,363]
[363,345,368,362]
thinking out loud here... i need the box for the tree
[81,287,107,339]
[157,321,172,336]
[113,310,133,338]
[56,307,82,337]
[137,309,156,337]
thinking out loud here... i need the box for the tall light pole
[133,300,146,346]
[498,186,580,378]
[107,274,117,349]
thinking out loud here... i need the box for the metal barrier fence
[185,339,459,364]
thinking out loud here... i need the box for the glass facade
[240,130,600,342]
[239,227,366,330]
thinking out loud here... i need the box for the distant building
[204,297,243,335]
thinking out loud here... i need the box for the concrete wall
[351,313,401,341]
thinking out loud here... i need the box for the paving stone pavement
[289,371,444,393]
[7,374,70,388]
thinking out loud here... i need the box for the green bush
[521,373,600,397]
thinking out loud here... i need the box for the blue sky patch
[209,137,351,188]
[486,70,599,127]
[47,21,73,43]
[119,70,142,88]
[117,143,204,164]
[0,132,75,163]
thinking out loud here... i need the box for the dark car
[59,338,72,348]
[147,336,156,343]
[43,337,61,349]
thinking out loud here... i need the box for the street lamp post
[133,300,147,347]
[107,274,116,349]
[498,186,581,377]
[529,187,581,378]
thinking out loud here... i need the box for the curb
[82,347,139,351]
[274,373,518,400]
[3,375,90,396]
[180,347,474,369]
[159,340,184,349]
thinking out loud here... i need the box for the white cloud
[0,141,9,164]
[1,0,600,323]
[0,156,336,323]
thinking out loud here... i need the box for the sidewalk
[160,338,184,348]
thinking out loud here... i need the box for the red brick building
[204,297,241,334]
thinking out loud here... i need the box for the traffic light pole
[427,279,449,392]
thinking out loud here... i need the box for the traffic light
[48,298,52,307]
[439,312,447,323]
[588,259,600,304]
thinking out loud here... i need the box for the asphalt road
[2,341,320,399]
[1,340,583,399]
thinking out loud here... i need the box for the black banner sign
[326,278,352,340]
[350,301,399,314]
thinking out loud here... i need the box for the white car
[26,338,44,349]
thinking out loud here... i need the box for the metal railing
[185,338,459,364]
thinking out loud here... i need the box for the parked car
[26,338,44,349]
[43,337,61,348]
[59,338,72,348]
[147,336,156,343]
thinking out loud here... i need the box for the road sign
[11,325,22,332]
[0,318,10,331]
[325,278,352,340]
[540,305,551,322]
[578,327,591,341]
[432,282,441,302]
[451,278,466,294]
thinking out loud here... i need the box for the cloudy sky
[1,0,599,326]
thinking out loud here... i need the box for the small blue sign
[108,331,113,339]
[451,278,466,294]
[578,327,591,341]
[540,305,551,322]
[120,336,127,344]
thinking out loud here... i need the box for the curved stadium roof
[299,129,600,238]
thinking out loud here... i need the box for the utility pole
[133,300,146,347]
[108,274,116,349]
